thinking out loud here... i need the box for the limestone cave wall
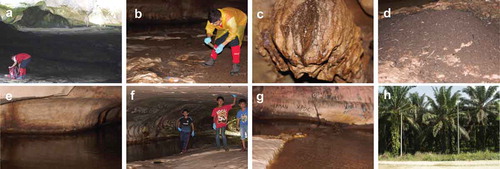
[127,0,247,24]
[0,86,122,134]
[253,86,373,125]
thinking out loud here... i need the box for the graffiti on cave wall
[254,86,373,122]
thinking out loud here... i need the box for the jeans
[215,127,227,148]
[240,125,248,140]
[180,131,190,151]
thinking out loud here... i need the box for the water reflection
[254,120,373,169]
[1,124,121,169]
[127,135,241,162]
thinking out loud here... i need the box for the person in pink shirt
[211,94,237,151]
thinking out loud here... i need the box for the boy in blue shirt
[177,109,195,154]
[236,99,248,151]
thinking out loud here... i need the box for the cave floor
[127,23,248,83]
[127,146,248,169]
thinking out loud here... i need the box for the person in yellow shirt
[203,7,247,75]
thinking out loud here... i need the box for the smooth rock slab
[252,136,285,169]
[127,147,248,169]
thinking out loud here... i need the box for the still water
[1,124,121,169]
[127,134,241,162]
[254,120,374,169]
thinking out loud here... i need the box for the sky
[409,86,465,99]
[378,86,468,100]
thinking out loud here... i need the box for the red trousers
[19,68,27,77]
[210,45,241,64]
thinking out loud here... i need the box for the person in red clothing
[211,94,237,151]
[203,8,247,75]
[9,53,31,79]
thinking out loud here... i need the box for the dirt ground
[127,23,248,83]
[252,0,373,83]
[379,161,500,169]
[379,0,438,12]
[379,9,500,83]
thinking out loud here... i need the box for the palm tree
[379,86,500,156]
[407,92,429,152]
[379,86,415,155]
[461,86,499,151]
[423,86,469,153]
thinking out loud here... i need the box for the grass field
[379,151,500,161]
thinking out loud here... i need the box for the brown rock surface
[253,86,373,125]
[127,0,247,23]
[0,86,121,133]
[127,57,165,83]
[127,0,212,22]
[257,0,365,82]
[358,0,374,16]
